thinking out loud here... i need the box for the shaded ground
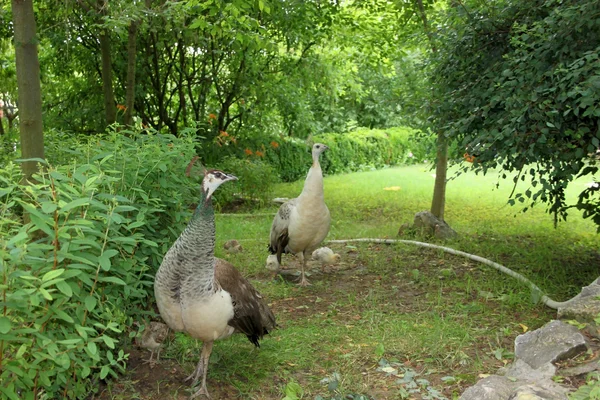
[92,242,570,400]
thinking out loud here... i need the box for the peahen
[268,143,331,286]
[154,169,276,398]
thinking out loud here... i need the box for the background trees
[3,0,600,225]
[428,0,600,228]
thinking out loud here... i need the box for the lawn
[95,163,600,400]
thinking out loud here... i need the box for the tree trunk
[11,0,45,181]
[430,134,448,220]
[414,0,448,220]
[99,29,116,126]
[124,21,137,126]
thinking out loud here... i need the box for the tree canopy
[429,0,600,228]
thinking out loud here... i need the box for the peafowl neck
[299,155,324,200]
[176,190,217,294]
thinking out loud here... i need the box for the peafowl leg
[190,341,214,398]
[298,252,311,286]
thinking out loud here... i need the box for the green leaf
[98,276,126,285]
[42,268,65,282]
[0,316,11,334]
[87,341,97,355]
[39,288,53,301]
[61,198,91,212]
[100,365,110,379]
[0,386,20,400]
[53,308,74,324]
[81,365,91,378]
[41,201,58,213]
[84,295,97,312]
[56,281,73,297]
[25,208,54,236]
[7,231,28,247]
[101,335,116,349]
[57,338,83,345]
[99,253,112,271]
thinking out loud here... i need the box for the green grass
[103,163,600,400]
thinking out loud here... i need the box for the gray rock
[507,384,568,400]
[459,375,518,400]
[558,278,600,322]
[502,359,556,381]
[514,320,587,369]
[413,210,458,240]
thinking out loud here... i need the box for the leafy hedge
[0,129,200,399]
[200,126,433,182]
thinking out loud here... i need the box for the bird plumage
[269,143,331,286]
[154,169,276,398]
[223,239,243,253]
[312,247,341,267]
[137,321,169,365]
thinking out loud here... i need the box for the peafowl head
[312,143,329,159]
[202,169,237,201]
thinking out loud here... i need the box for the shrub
[213,156,280,209]
[198,126,433,183]
[0,129,200,399]
[315,126,431,175]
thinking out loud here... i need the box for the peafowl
[269,143,331,286]
[312,247,341,272]
[154,169,276,398]
[137,321,169,366]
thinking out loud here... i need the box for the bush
[198,126,433,183]
[0,129,200,399]
[315,126,432,175]
[213,156,280,209]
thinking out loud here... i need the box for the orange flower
[116,104,127,111]
[244,148,253,155]
[270,141,279,148]
[208,113,217,120]
[255,150,264,157]
[463,153,476,163]
[219,131,228,136]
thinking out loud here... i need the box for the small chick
[312,247,341,272]
[265,254,280,277]
[223,239,243,253]
[138,321,169,366]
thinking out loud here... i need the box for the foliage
[3,0,430,142]
[0,129,200,398]
[213,156,280,209]
[200,126,432,183]
[569,372,600,400]
[317,127,433,175]
[430,0,600,229]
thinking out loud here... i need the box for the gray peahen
[154,169,276,398]
[268,143,331,286]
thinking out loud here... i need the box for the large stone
[502,359,556,382]
[507,384,568,400]
[514,320,587,369]
[558,278,600,322]
[412,210,458,240]
[459,375,518,400]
